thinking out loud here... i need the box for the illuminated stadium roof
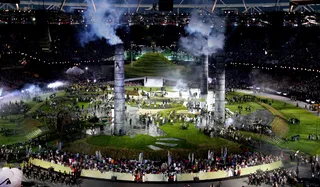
[0,0,319,13]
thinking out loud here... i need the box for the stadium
[1,0,320,186]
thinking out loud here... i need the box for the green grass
[270,101,320,154]
[85,122,240,153]
[38,97,75,112]
[0,135,28,145]
[25,101,38,110]
[226,102,264,115]
[87,134,156,150]
[26,101,45,115]
[87,134,195,150]
[125,52,188,78]
[0,117,43,145]
[240,131,273,144]
[233,91,320,155]
[159,123,240,150]
[78,102,90,109]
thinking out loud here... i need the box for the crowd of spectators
[226,67,320,102]
[28,149,280,177]
[225,27,320,68]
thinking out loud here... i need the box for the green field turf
[77,102,90,109]
[226,102,265,115]
[0,117,43,145]
[229,92,320,155]
[80,122,240,156]
[267,100,320,154]
[3,87,320,156]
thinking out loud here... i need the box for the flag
[28,147,32,157]
[139,152,143,163]
[188,153,191,161]
[192,153,194,163]
[211,151,214,161]
[224,147,228,158]
[98,151,101,160]
[95,151,99,158]
[26,146,29,156]
[168,151,172,165]
[58,142,63,150]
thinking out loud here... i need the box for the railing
[29,158,283,182]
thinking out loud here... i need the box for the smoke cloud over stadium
[179,12,225,56]
[80,0,124,45]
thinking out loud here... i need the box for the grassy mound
[125,52,187,78]
[20,118,41,131]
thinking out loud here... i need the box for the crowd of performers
[22,163,82,185]
[247,168,298,187]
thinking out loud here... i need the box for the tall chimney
[200,55,209,95]
[114,44,125,135]
[215,51,225,125]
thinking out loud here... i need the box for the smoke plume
[80,0,123,45]
[179,12,225,56]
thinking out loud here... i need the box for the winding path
[236,89,320,117]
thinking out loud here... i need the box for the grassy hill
[125,52,188,78]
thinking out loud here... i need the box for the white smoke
[0,167,22,187]
[173,79,188,91]
[47,81,66,89]
[80,0,123,45]
[22,84,41,93]
[179,12,225,56]
[225,118,234,127]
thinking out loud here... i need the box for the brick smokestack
[114,44,125,135]
[200,55,209,95]
[215,51,225,125]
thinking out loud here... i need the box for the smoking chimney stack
[114,44,125,135]
[200,55,209,95]
[215,51,225,125]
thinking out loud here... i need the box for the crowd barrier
[29,158,283,182]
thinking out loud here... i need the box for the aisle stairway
[39,26,51,52]
[270,136,284,145]
[25,129,42,140]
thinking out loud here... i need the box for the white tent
[66,66,84,75]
